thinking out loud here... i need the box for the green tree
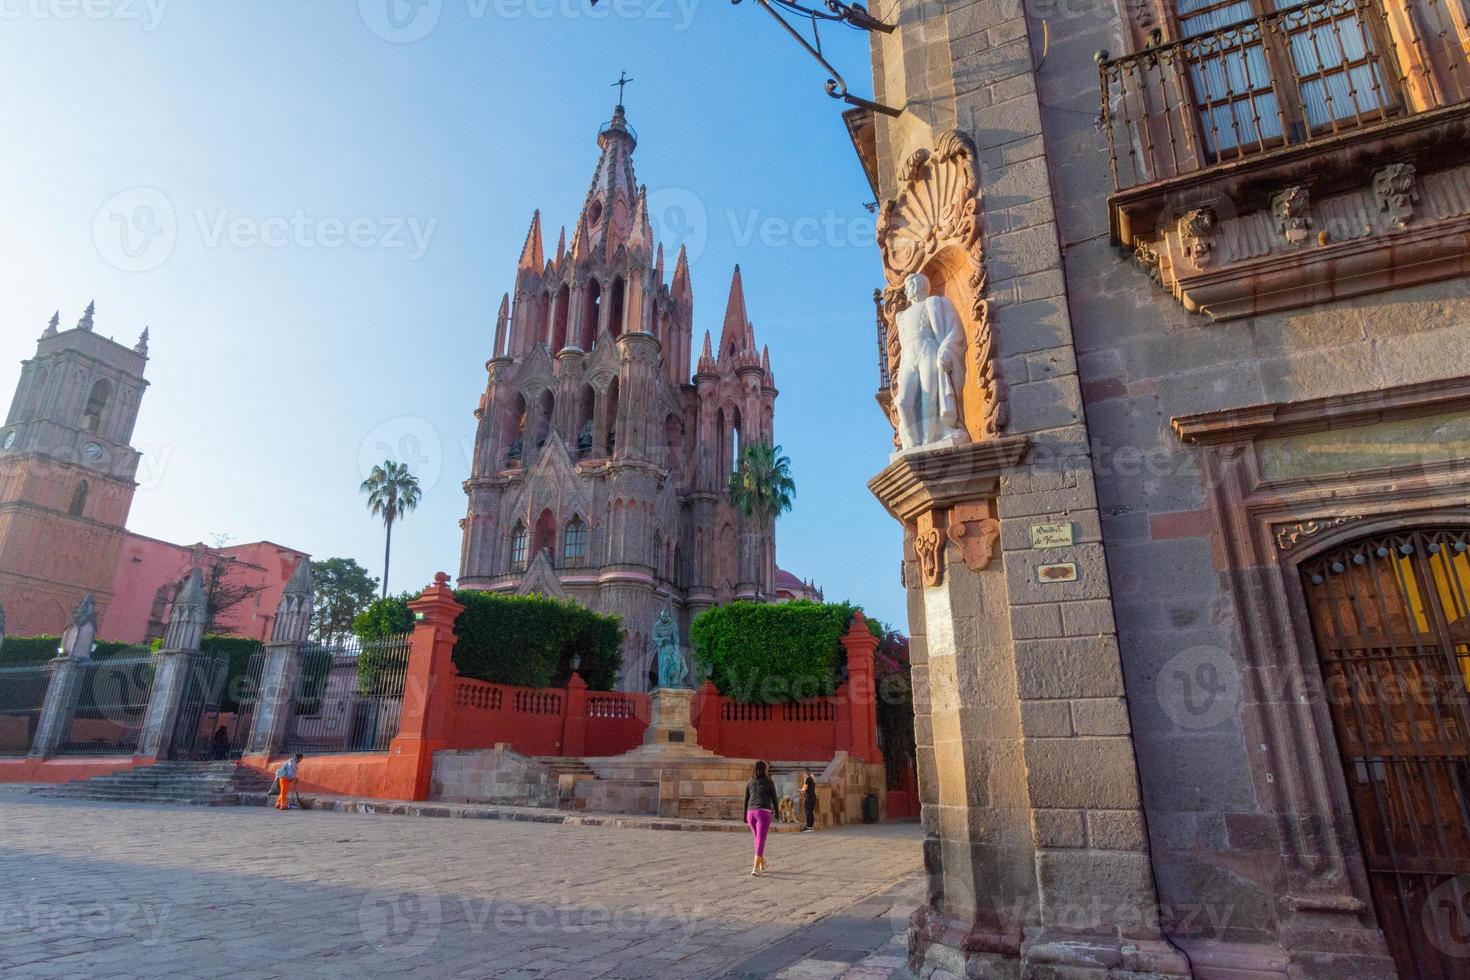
[310,557,379,647]
[727,443,796,526]
[360,459,422,599]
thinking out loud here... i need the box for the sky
[0,0,905,628]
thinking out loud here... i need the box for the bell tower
[0,303,149,636]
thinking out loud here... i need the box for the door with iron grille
[1301,527,1470,979]
[169,650,230,760]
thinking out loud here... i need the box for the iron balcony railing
[1099,0,1470,192]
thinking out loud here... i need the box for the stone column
[29,595,98,757]
[137,569,208,759]
[561,673,588,758]
[840,612,881,765]
[243,559,314,757]
[384,573,464,801]
[864,121,1190,977]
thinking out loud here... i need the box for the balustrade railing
[1099,0,1470,191]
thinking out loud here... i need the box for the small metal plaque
[1036,562,1078,583]
[1030,521,1075,549]
[667,731,685,743]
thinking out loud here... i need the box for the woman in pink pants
[744,760,778,876]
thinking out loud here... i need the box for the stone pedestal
[641,687,701,751]
[137,648,204,759]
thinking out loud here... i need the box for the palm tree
[360,460,422,599]
[727,443,796,525]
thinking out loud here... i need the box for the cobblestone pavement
[0,798,922,979]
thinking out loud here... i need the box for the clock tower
[0,304,149,637]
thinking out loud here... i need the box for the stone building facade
[0,306,148,637]
[0,306,308,643]
[852,1,1470,977]
[459,104,790,692]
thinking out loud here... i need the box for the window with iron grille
[510,521,528,572]
[564,517,587,563]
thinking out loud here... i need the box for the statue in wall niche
[893,272,969,453]
[653,607,687,689]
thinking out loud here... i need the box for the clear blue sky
[0,1,905,627]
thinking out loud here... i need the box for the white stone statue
[893,272,969,453]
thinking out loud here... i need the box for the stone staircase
[534,756,599,809]
[34,761,276,806]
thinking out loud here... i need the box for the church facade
[458,104,787,692]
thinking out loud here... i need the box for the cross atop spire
[612,71,634,109]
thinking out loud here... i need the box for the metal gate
[228,644,268,755]
[1301,527,1470,979]
[169,649,231,760]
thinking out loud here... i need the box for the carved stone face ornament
[1373,163,1418,229]
[1178,208,1216,269]
[1272,186,1313,246]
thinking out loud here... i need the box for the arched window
[509,521,529,572]
[82,379,112,435]
[535,389,556,450]
[581,280,602,350]
[552,283,570,351]
[575,384,596,458]
[609,277,626,338]
[664,414,682,476]
[564,517,588,563]
[603,377,619,456]
[69,480,89,518]
[534,509,557,561]
[25,368,49,418]
[504,393,528,466]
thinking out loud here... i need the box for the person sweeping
[274,753,304,810]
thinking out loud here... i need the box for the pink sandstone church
[458,102,812,691]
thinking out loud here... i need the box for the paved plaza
[0,796,922,979]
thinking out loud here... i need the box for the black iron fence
[169,649,235,760]
[56,655,157,756]
[282,633,411,754]
[228,644,269,756]
[0,665,51,756]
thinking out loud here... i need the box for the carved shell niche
[875,130,1007,445]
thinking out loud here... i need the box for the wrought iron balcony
[1098,0,1470,198]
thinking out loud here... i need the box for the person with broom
[274,753,304,810]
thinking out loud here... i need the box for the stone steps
[34,761,274,806]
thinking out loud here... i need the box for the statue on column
[653,608,686,689]
[893,272,970,452]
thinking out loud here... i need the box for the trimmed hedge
[352,593,417,641]
[690,600,859,704]
[349,591,623,693]
[0,636,151,667]
[452,591,621,692]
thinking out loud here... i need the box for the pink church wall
[101,534,308,644]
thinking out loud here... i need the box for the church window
[604,377,619,455]
[510,521,528,572]
[552,284,570,350]
[82,379,111,435]
[609,277,626,339]
[582,280,602,350]
[69,480,89,518]
[534,509,557,561]
[564,517,588,562]
[535,389,555,450]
